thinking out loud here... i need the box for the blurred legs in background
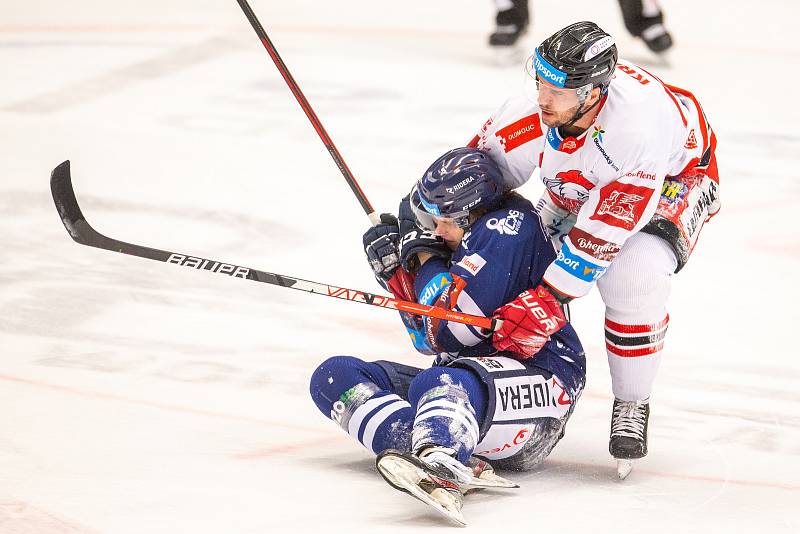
[618,0,673,53]
[489,0,673,54]
[489,0,529,47]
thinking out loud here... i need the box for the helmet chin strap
[559,90,603,133]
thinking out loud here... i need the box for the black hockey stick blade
[51,160,228,267]
[50,160,294,286]
[51,160,96,247]
[49,161,501,331]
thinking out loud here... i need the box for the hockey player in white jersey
[472,21,720,478]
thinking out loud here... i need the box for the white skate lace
[610,400,648,440]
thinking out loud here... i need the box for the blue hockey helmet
[410,147,504,231]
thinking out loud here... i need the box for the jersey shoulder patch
[483,95,543,154]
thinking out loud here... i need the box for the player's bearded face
[533,78,583,127]
[539,101,583,128]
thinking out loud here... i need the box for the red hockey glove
[492,285,567,359]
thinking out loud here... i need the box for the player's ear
[587,86,602,108]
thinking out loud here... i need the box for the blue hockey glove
[363,213,401,288]
[397,195,450,272]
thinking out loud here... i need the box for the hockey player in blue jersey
[309,147,586,525]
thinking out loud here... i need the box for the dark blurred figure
[489,0,673,53]
[489,0,530,47]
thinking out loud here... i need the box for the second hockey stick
[50,161,501,332]
[234,0,380,224]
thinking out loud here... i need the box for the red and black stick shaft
[234,0,380,224]
[50,161,501,332]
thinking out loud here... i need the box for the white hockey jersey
[470,60,715,298]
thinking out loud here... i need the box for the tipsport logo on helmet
[419,193,442,216]
[534,50,567,88]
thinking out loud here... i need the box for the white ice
[1,1,799,532]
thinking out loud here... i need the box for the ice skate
[641,23,673,54]
[489,7,529,66]
[463,455,519,493]
[609,398,650,480]
[376,447,517,526]
[489,22,527,48]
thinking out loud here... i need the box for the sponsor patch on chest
[456,253,487,276]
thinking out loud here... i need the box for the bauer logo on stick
[167,253,250,279]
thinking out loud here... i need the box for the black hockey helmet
[533,21,618,93]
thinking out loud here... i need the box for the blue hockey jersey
[412,193,584,374]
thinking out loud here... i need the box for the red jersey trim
[604,315,669,334]
[606,341,665,357]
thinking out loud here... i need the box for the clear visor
[410,185,470,232]
[523,55,592,113]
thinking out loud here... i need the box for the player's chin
[444,238,460,251]
[540,110,561,127]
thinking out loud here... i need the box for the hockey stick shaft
[50,161,500,332]
[234,0,380,225]
[234,0,418,301]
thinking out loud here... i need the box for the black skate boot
[489,6,529,47]
[618,0,673,54]
[609,397,650,479]
[640,23,673,53]
[376,447,517,526]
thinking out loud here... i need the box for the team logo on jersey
[546,128,585,154]
[485,209,525,235]
[568,228,621,262]
[590,182,653,230]
[543,170,595,215]
[560,137,581,154]
[495,114,543,153]
[591,125,605,142]
[685,129,698,149]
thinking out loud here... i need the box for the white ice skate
[376,447,518,526]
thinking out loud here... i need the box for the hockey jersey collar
[546,127,586,154]
[544,94,609,154]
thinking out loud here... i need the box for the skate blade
[617,459,634,480]
[377,454,467,527]
[465,472,519,490]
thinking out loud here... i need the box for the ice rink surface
[2,0,799,532]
